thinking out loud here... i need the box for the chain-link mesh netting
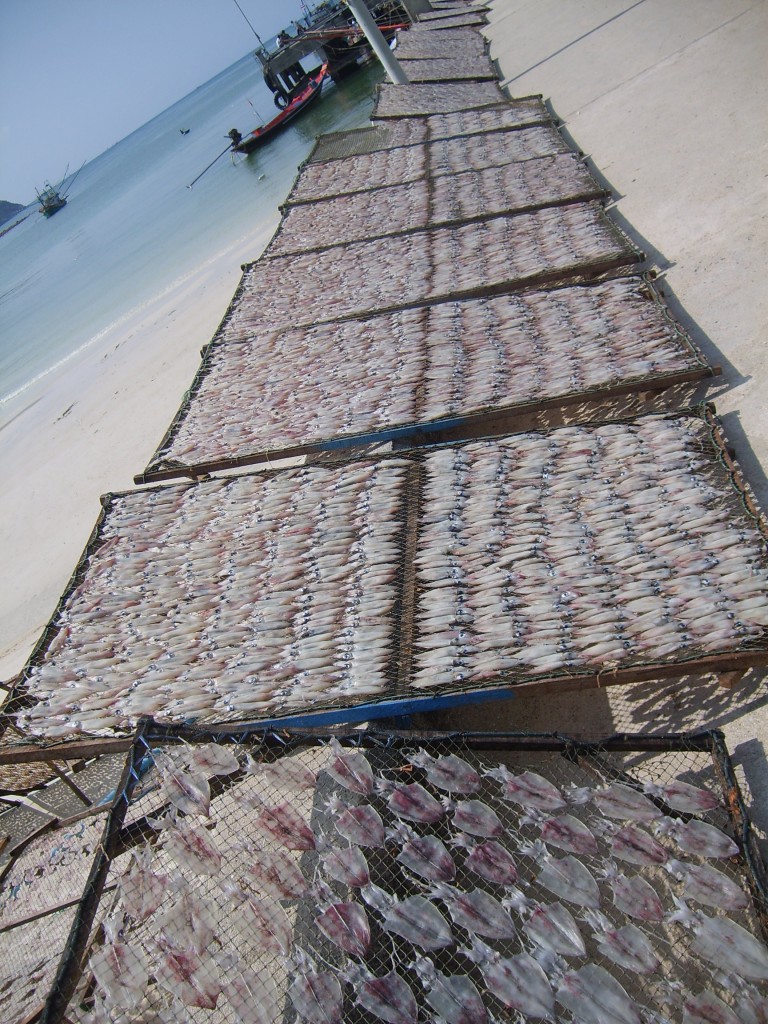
[35,729,768,1024]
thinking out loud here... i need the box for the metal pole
[344,0,410,85]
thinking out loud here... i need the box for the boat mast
[230,0,262,43]
[230,0,269,64]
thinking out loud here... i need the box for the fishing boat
[232,63,329,154]
[35,163,85,218]
[36,183,67,218]
[254,0,410,105]
[223,0,408,157]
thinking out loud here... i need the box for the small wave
[0,329,111,406]
[0,247,248,408]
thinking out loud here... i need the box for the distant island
[0,200,25,226]
[0,200,28,238]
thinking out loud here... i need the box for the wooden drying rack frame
[5,405,767,749]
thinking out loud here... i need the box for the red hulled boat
[233,64,329,154]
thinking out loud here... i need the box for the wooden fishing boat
[36,183,67,217]
[233,64,329,154]
[255,0,410,99]
[35,163,86,217]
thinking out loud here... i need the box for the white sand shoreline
[0,217,278,680]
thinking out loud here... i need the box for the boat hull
[234,65,328,154]
[41,197,67,217]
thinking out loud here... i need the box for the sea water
[0,49,384,416]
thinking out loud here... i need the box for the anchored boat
[231,63,329,154]
[36,183,67,218]
[35,162,85,218]
[224,1,409,157]
[256,0,410,107]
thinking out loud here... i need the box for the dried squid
[90,918,148,1009]
[414,958,488,1024]
[344,964,418,1024]
[556,964,643,1024]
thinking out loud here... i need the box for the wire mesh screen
[412,12,489,30]
[309,125,429,163]
[2,906,82,1020]
[267,156,604,259]
[0,815,107,1022]
[42,729,768,1024]
[289,126,570,205]
[428,124,571,175]
[15,458,416,738]
[393,57,497,82]
[393,27,490,60]
[418,6,489,21]
[235,203,641,335]
[307,100,553,165]
[289,144,428,203]
[143,276,711,479]
[12,406,768,742]
[408,409,768,694]
[408,101,553,142]
[373,82,507,119]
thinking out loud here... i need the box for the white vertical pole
[344,0,410,85]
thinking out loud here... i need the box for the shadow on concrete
[717,410,768,515]
[731,736,768,856]
[537,99,749,411]
[500,0,650,85]
[650,276,748,389]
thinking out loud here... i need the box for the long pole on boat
[230,0,262,42]
[187,143,234,189]
[343,0,410,85]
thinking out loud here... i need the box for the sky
[0,0,307,205]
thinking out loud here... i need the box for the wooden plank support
[717,670,745,690]
[704,404,768,535]
[44,761,93,807]
[39,726,148,1024]
[16,1004,45,1024]
[0,737,133,768]
[0,885,118,936]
